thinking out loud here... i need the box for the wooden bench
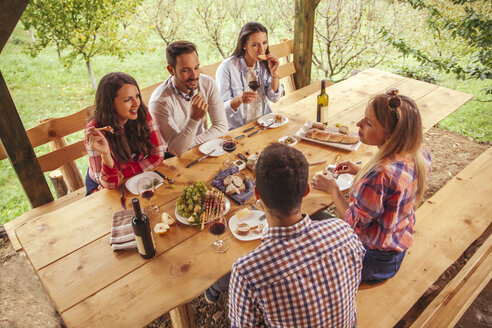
[356,146,492,327]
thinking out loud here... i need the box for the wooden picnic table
[15,69,472,328]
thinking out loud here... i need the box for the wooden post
[0,0,28,52]
[47,133,85,192]
[49,170,68,198]
[169,303,195,328]
[293,0,322,89]
[0,72,54,207]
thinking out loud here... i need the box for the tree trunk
[86,61,97,89]
[55,40,61,59]
[29,29,35,44]
[293,0,321,89]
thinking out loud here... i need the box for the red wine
[141,190,154,200]
[131,198,155,259]
[248,81,260,91]
[209,222,226,235]
[222,141,237,153]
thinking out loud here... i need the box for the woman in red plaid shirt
[85,72,165,194]
[312,89,431,284]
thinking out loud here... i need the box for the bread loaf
[305,126,359,144]
[311,122,328,130]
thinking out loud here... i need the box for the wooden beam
[0,0,29,53]
[0,72,53,207]
[293,0,321,89]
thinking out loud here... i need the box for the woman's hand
[335,160,361,175]
[241,91,258,104]
[311,171,340,195]
[266,53,280,78]
[86,128,110,156]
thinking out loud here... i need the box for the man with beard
[149,41,228,157]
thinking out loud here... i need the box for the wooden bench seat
[356,146,492,327]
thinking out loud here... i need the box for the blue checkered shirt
[228,215,365,328]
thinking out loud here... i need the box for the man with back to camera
[149,41,228,157]
[228,143,365,327]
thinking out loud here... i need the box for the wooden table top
[15,69,473,328]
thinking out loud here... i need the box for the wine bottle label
[320,105,329,124]
[135,235,146,256]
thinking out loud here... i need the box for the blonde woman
[311,89,431,284]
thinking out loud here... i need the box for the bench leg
[169,303,195,328]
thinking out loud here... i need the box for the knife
[186,149,215,168]
[234,134,245,140]
[154,169,175,184]
[247,121,274,137]
[243,125,257,132]
[120,184,126,210]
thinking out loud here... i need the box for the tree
[21,0,143,89]
[137,0,183,46]
[381,0,491,95]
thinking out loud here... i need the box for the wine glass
[208,215,228,253]
[222,135,237,167]
[137,177,159,215]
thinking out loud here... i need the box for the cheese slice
[236,208,251,220]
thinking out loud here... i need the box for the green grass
[0,15,491,225]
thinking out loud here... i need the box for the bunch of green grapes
[176,181,208,218]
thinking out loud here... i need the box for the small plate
[125,171,163,195]
[175,198,231,225]
[336,174,354,191]
[257,113,289,128]
[278,135,298,147]
[199,138,226,157]
[229,210,268,241]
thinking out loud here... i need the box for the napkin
[212,167,254,205]
[110,209,137,251]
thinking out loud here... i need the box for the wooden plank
[36,201,200,313]
[0,72,53,207]
[293,0,321,89]
[269,39,294,59]
[4,187,86,251]
[61,226,260,328]
[141,81,164,105]
[38,140,87,172]
[277,61,296,80]
[410,235,492,328]
[0,0,28,53]
[199,61,222,80]
[356,146,492,327]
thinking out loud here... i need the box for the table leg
[169,302,195,328]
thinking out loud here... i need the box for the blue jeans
[85,168,99,196]
[361,247,406,284]
[207,272,231,298]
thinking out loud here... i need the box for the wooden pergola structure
[0,0,321,209]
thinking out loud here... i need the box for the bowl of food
[278,135,298,147]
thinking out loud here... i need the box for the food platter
[257,113,288,128]
[174,198,231,226]
[294,122,361,151]
[198,138,226,157]
[125,171,163,195]
[229,210,268,241]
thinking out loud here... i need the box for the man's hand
[190,93,208,121]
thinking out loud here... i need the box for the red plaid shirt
[345,148,431,252]
[228,215,365,328]
[85,110,165,190]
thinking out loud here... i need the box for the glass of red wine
[208,215,228,253]
[222,135,237,167]
[137,177,159,215]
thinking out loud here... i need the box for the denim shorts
[361,246,406,284]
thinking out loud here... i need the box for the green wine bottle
[316,80,329,124]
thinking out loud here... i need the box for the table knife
[186,149,215,168]
[154,169,175,184]
[234,134,245,140]
[247,122,274,137]
[120,184,126,210]
[243,125,257,132]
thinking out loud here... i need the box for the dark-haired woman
[311,90,431,284]
[216,22,284,130]
[84,72,165,195]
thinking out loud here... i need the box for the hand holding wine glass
[208,215,228,253]
[222,135,237,167]
[137,177,159,215]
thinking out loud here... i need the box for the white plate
[336,174,354,191]
[294,122,361,152]
[257,113,289,128]
[229,210,269,241]
[199,138,226,157]
[175,198,231,225]
[278,135,298,147]
[125,171,164,195]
